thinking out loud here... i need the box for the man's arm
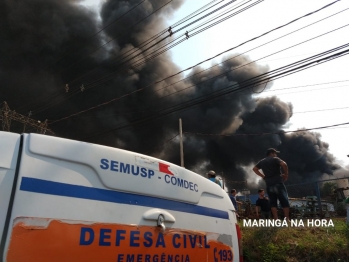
[255,201,260,217]
[255,205,260,217]
[253,166,265,179]
[280,161,289,181]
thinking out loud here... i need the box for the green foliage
[240,218,349,262]
[345,197,349,204]
[320,182,337,198]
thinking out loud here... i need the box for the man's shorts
[261,211,271,219]
[266,183,290,208]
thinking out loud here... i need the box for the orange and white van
[0,132,242,262]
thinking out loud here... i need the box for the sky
[62,0,349,167]
[162,0,349,167]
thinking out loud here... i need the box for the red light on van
[235,223,243,262]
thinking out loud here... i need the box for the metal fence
[285,177,349,218]
[230,177,349,219]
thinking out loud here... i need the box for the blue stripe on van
[20,177,229,220]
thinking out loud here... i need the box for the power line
[260,83,349,96]
[31,0,343,115]
[73,0,259,91]
[30,0,263,116]
[53,0,146,66]
[68,0,225,83]
[258,79,349,93]
[69,48,349,139]
[144,134,179,155]
[65,0,237,85]
[59,0,175,75]
[120,0,264,72]
[47,6,348,122]
[148,7,349,99]
[15,0,174,113]
[172,0,245,35]
[97,22,349,116]
[18,0,238,114]
[177,48,349,113]
[17,0,347,117]
[293,106,349,114]
[148,23,349,103]
[47,81,349,119]
[79,44,349,139]
[83,47,348,134]
[127,0,342,73]
[183,121,349,137]
[112,121,349,156]
[87,1,147,40]
[105,0,237,68]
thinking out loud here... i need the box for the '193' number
[214,248,233,261]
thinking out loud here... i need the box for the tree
[320,182,337,198]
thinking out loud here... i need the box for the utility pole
[179,118,184,167]
[22,111,32,133]
[1,102,11,131]
[0,101,55,135]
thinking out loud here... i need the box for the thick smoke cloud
[0,0,344,196]
[161,93,340,194]
[1,0,100,92]
[0,0,104,135]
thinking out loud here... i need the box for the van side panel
[27,134,204,204]
[7,220,235,262]
[0,132,21,238]
[2,134,239,262]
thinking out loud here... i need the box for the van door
[0,132,21,254]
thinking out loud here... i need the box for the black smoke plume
[0,0,343,196]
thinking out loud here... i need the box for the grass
[239,218,349,262]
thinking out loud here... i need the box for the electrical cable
[111,49,349,131]
[90,115,349,157]
[146,23,349,102]
[17,0,240,113]
[47,81,349,119]
[42,3,347,118]
[28,0,261,115]
[183,121,349,137]
[49,25,349,124]
[73,0,255,90]
[147,7,349,98]
[68,0,226,81]
[15,0,179,112]
[127,0,341,76]
[293,106,349,114]
[79,44,349,139]
[29,0,331,116]
[59,0,175,75]
[65,0,234,87]
[143,134,179,155]
[259,84,349,97]
[106,22,349,115]
[53,0,146,66]
[24,0,346,117]
[124,0,342,73]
